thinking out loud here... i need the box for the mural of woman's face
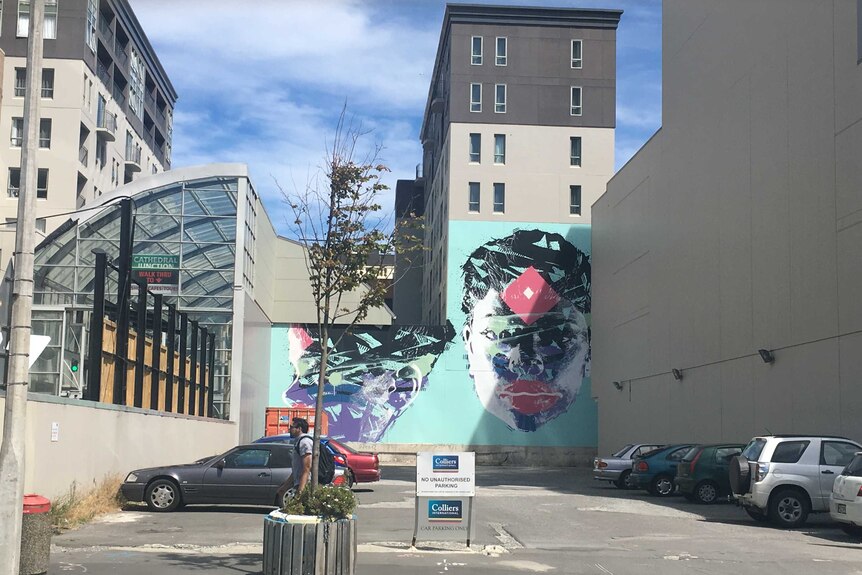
[463,289,589,431]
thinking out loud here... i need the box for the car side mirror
[216,459,225,469]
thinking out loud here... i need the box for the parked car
[629,444,696,496]
[121,443,345,512]
[254,434,380,487]
[674,443,744,504]
[830,451,862,536]
[730,435,862,527]
[593,444,665,489]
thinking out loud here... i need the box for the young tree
[280,109,422,490]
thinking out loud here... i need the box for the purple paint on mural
[283,324,454,442]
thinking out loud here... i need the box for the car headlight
[125,473,139,483]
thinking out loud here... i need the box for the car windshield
[613,444,634,458]
[193,454,219,464]
[843,454,862,477]
[741,438,767,461]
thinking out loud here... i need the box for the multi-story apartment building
[414,4,621,325]
[0,0,176,273]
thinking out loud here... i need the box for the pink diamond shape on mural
[291,327,314,351]
[501,266,560,325]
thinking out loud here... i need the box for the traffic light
[70,360,79,373]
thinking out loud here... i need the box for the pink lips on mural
[499,380,561,415]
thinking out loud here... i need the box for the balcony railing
[98,17,114,47]
[97,61,111,88]
[96,109,117,141]
[112,83,126,107]
[125,143,141,165]
[113,43,128,66]
[79,146,89,166]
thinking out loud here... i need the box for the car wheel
[651,474,674,497]
[841,524,862,537]
[145,479,181,512]
[694,481,719,504]
[768,488,809,528]
[614,470,632,489]
[346,470,355,489]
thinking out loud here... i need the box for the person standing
[289,417,313,493]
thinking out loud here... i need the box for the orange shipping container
[265,406,329,437]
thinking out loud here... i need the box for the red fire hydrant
[20,494,52,575]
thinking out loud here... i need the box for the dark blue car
[629,444,695,497]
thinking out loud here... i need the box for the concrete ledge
[349,443,597,467]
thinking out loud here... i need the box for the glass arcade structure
[18,165,261,419]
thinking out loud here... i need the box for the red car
[326,438,381,487]
[254,434,380,487]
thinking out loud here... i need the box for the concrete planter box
[263,513,356,575]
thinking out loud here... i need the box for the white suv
[729,435,862,528]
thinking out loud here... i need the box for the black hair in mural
[460,229,590,316]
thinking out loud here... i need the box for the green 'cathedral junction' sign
[131,254,179,294]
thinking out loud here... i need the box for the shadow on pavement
[151,552,262,574]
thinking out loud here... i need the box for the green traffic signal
[71,361,79,373]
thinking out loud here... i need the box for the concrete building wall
[269,237,394,326]
[448,123,613,224]
[448,22,617,128]
[592,0,862,454]
[0,393,237,498]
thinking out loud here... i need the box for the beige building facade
[0,0,175,276]
[592,0,862,453]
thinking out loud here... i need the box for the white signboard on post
[416,452,475,496]
[413,452,476,546]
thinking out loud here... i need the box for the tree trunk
[311,325,328,490]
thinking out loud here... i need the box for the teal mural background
[268,220,595,447]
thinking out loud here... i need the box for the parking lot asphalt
[50,465,862,574]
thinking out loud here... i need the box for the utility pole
[0,1,45,572]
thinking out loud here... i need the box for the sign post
[412,452,475,547]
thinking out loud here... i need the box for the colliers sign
[131,254,179,294]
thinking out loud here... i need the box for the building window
[10,118,23,147]
[493,183,505,213]
[37,168,47,198]
[18,0,57,39]
[471,36,482,65]
[8,168,19,197]
[14,68,25,97]
[571,40,582,69]
[85,0,97,52]
[470,83,481,112]
[129,48,145,121]
[39,118,51,148]
[469,133,481,163]
[41,68,54,99]
[496,37,507,66]
[35,218,46,233]
[569,185,582,215]
[570,136,582,166]
[468,182,480,212]
[570,86,582,116]
[495,84,506,113]
[494,134,506,164]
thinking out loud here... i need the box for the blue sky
[130,0,661,234]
